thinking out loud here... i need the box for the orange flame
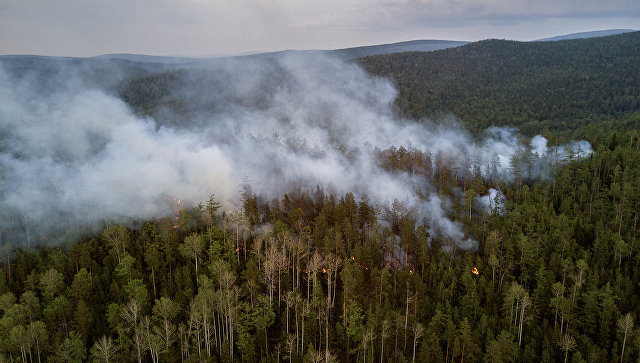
[471,267,479,275]
[172,198,181,223]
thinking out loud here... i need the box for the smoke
[421,195,477,250]
[0,53,590,248]
[475,188,506,215]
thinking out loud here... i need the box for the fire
[471,267,479,275]
[172,198,181,229]
[321,268,327,274]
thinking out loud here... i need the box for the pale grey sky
[1,0,638,57]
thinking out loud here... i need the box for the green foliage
[2,61,640,361]
[39,268,64,301]
[359,32,640,136]
[55,331,85,363]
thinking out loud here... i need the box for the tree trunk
[325,310,329,363]
[404,290,409,352]
[445,338,449,363]
[151,266,157,299]
[620,331,627,363]
[135,332,142,363]
[412,339,417,363]
[394,321,399,363]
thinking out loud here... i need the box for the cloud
[0,0,637,56]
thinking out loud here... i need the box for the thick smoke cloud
[0,54,590,247]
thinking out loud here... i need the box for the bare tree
[307,252,323,301]
[286,334,296,362]
[142,316,163,363]
[179,233,205,279]
[229,209,248,263]
[102,225,129,264]
[122,299,143,363]
[551,282,565,329]
[571,259,588,303]
[618,313,634,363]
[504,282,532,346]
[284,291,295,337]
[559,333,576,363]
[325,253,342,362]
[275,244,289,308]
[251,234,265,270]
[308,345,323,363]
[90,336,118,363]
[362,327,375,363]
[301,300,310,356]
[380,319,389,363]
[264,244,279,305]
[412,323,424,363]
[404,287,414,351]
[293,219,310,290]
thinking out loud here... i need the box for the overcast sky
[1,0,638,57]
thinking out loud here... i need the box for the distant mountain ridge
[329,40,469,59]
[89,28,637,61]
[90,54,199,64]
[536,29,636,41]
[90,39,469,63]
[1,28,633,66]
[0,39,471,93]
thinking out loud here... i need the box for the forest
[0,33,639,362]
[359,31,640,138]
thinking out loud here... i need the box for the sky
[0,0,638,57]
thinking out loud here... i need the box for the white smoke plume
[475,188,506,215]
[0,53,591,248]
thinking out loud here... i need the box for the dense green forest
[359,32,640,137]
[2,33,640,362]
[0,128,639,362]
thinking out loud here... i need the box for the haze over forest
[0,26,639,363]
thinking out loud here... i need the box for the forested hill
[2,32,640,363]
[359,31,640,136]
[0,129,638,362]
